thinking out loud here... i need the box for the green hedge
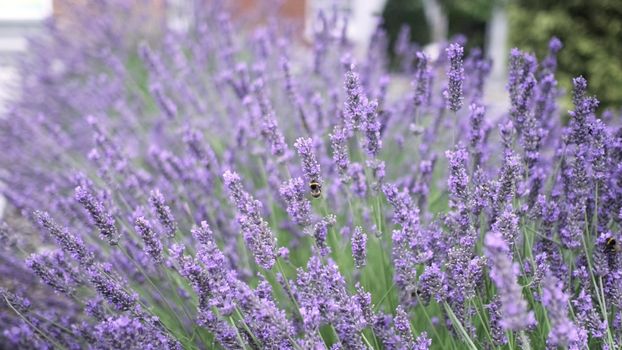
[508,0,622,108]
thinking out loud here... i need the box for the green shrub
[508,0,622,108]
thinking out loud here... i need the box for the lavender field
[0,1,621,349]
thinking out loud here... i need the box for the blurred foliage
[508,0,622,108]
[381,0,498,66]
[441,0,498,22]
[381,0,430,48]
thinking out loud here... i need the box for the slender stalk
[444,302,478,350]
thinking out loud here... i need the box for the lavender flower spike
[446,146,469,207]
[149,189,177,238]
[134,216,163,264]
[329,125,351,182]
[485,232,535,331]
[541,273,584,348]
[27,251,78,295]
[88,265,139,312]
[253,79,288,157]
[394,305,415,346]
[34,211,94,267]
[279,177,312,227]
[294,137,322,183]
[343,65,366,130]
[443,43,465,112]
[412,51,431,112]
[75,185,119,245]
[223,170,277,269]
[363,99,382,158]
[150,83,178,119]
[351,226,367,269]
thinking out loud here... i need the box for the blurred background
[0,0,621,115]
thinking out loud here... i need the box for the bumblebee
[309,181,322,198]
[606,237,622,253]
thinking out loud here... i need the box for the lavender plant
[0,2,621,349]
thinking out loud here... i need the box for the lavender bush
[1,2,621,349]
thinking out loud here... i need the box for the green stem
[444,302,478,350]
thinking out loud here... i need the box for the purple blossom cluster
[0,2,621,350]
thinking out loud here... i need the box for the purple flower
[197,310,242,349]
[343,66,367,130]
[279,177,312,227]
[75,185,119,245]
[486,297,509,345]
[351,226,367,269]
[569,76,599,146]
[507,49,536,114]
[394,305,414,346]
[412,52,431,112]
[468,103,486,151]
[134,216,163,264]
[572,288,607,339]
[34,211,94,267]
[223,170,277,269]
[443,43,465,112]
[492,152,521,218]
[353,283,374,325]
[542,37,563,73]
[311,214,336,256]
[383,183,434,303]
[349,162,367,197]
[491,206,519,252]
[294,256,366,349]
[149,189,177,238]
[88,264,138,312]
[329,125,351,182]
[280,56,311,134]
[414,332,432,350]
[367,159,386,192]
[183,127,219,174]
[150,83,177,119]
[446,146,469,208]
[363,99,382,157]
[252,79,288,157]
[294,137,322,184]
[464,48,492,102]
[510,72,536,132]
[26,250,81,295]
[417,263,447,304]
[231,278,296,349]
[541,273,584,348]
[191,221,215,246]
[93,315,180,349]
[485,232,535,331]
